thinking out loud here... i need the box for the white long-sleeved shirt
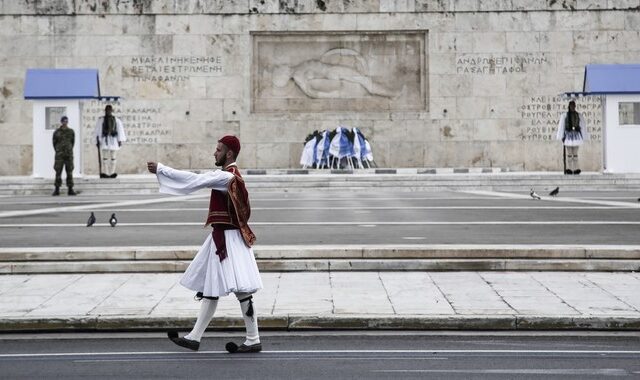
[94,116,126,150]
[155,163,234,196]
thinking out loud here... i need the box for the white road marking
[0,194,209,219]
[2,221,640,228]
[1,349,639,358]
[1,330,639,339]
[1,193,634,219]
[2,244,639,254]
[23,206,630,212]
[74,357,450,363]
[0,196,634,205]
[462,190,640,209]
[0,200,115,205]
[225,197,503,202]
[255,206,628,210]
[373,369,629,375]
[0,189,635,222]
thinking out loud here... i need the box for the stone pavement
[1,271,639,332]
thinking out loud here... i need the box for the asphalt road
[1,332,639,379]
[0,190,639,247]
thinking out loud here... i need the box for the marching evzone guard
[94,105,126,178]
[146,135,263,353]
[556,100,589,175]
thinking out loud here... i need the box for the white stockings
[183,292,260,345]
[237,293,260,346]
[184,298,218,342]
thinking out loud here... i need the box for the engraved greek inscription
[520,96,602,142]
[456,54,548,75]
[82,100,171,145]
[125,56,224,82]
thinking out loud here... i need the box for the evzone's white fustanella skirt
[180,229,263,297]
[563,130,585,147]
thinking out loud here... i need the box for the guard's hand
[118,141,122,147]
[147,161,157,174]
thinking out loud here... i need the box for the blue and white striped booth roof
[24,68,120,101]
[563,64,640,98]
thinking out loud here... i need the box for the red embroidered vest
[204,165,256,261]
[205,166,241,228]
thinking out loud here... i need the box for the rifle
[97,138,103,177]
[561,131,567,174]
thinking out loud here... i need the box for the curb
[3,259,640,274]
[2,246,640,273]
[4,245,640,261]
[1,315,639,332]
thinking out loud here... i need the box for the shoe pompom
[225,342,238,353]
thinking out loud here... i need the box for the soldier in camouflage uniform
[52,116,77,196]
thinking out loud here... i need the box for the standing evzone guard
[556,100,589,175]
[94,104,126,178]
[147,135,263,353]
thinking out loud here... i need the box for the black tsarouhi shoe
[167,331,200,351]
[225,341,262,353]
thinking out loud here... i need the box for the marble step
[3,172,640,195]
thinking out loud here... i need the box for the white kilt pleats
[180,230,263,297]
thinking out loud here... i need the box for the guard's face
[569,102,576,112]
[214,142,228,167]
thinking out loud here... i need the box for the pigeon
[549,187,559,196]
[530,188,541,200]
[109,213,117,227]
[86,212,96,227]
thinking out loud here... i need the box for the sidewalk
[1,271,639,331]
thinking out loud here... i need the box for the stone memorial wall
[1,0,639,174]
